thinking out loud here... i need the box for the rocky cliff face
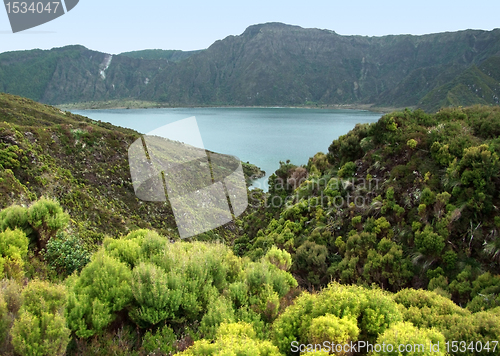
[1,23,500,110]
[0,45,172,105]
[144,23,500,109]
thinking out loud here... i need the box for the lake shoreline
[68,107,382,193]
[58,100,407,114]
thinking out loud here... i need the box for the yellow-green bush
[307,314,359,347]
[10,280,70,356]
[0,199,68,252]
[272,282,402,355]
[373,321,446,356]
[180,322,282,356]
[27,198,69,250]
[65,252,133,337]
[0,292,9,345]
[142,324,177,355]
[394,288,500,355]
[0,228,28,280]
[66,230,298,340]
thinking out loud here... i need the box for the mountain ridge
[1,23,500,111]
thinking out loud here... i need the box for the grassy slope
[0,93,261,245]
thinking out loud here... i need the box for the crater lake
[71,107,382,191]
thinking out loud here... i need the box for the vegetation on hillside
[235,106,500,310]
[0,46,171,104]
[0,93,262,244]
[419,57,500,112]
[1,94,500,354]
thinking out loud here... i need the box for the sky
[1,0,499,54]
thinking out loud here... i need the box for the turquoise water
[71,107,382,191]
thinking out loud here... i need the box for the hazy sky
[1,0,499,54]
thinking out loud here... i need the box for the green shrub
[0,228,29,280]
[0,205,31,236]
[338,161,357,178]
[449,267,473,304]
[420,188,436,205]
[0,279,22,352]
[0,144,21,170]
[467,272,500,312]
[199,296,235,339]
[394,288,469,330]
[308,314,359,346]
[447,144,499,214]
[392,288,500,353]
[0,292,9,345]
[180,322,281,356]
[103,236,141,268]
[414,225,445,256]
[428,276,450,298]
[65,252,132,337]
[264,246,292,271]
[245,260,297,318]
[373,322,446,356]
[407,139,418,149]
[294,241,328,286]
[328,123,370,165]
[43,232,90,277]
[10,280,70,356]
[444,309,500,356]
[0,278,22,316]
[273,282,402,354]
[142,324,177,355]
[129,262,182,327]
[228,281,249,308]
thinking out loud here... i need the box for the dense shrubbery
[62,228,298,353]
[394,288,500,356]
[272,282,500,356]
[273,282,402,353]
[180,322,282,356]
[2,200,493,355]
[2,102,500,354]
[236,106,500,307]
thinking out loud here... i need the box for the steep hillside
[0,45,171,105]
[419,56,500,111]
[144,24,500,108]
[1,23,500,110]
[234,105,500,310]
[0,93,261,243]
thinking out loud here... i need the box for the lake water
[71,107,382,191]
